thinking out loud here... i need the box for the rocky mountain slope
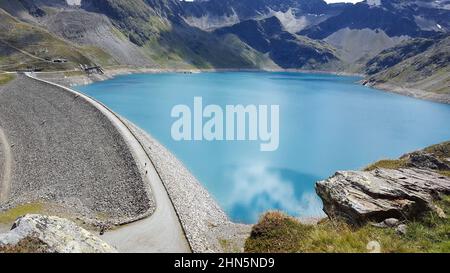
[299,0,449,40]
[82,0,275,69]
[215,16,340,69]
[0,6,109,71]
[183,0,449,70]
[0,0,274,70]
[364,35,450,100]
[323,28,409,70]
[365,37,437,75]
[298,0,450,71]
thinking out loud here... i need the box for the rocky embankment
[0,214,116,253]
[0,75,154,226]
[316,142,450,225]
[123,120,250,253]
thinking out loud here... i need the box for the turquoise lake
[77,72,450,224]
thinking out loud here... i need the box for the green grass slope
[0,7,114,71]
[245,201,450,253]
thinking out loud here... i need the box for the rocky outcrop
[0,214,116,253]
[402,151,450,171]
[316,168,450,225]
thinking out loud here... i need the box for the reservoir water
[77,72,450,223]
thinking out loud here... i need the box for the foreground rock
[316,168,450,225]
[0,214,116,253]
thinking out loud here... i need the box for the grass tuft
[0,73,15,85]
[245,211,313,253]
[439,170,450,178]
[245,197,450,253]
[364,159,408,171]
[0,203,44,225]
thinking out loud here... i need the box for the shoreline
[362,81,450,105]
[34,66,449,105]
[34,66,364,87]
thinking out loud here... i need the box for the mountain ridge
[215,16,340,69]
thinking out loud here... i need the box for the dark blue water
[77,72,450,223]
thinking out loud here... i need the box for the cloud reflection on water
[224,164,325,223]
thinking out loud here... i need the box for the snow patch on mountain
[66,0,81,6]
[271,8,329,33]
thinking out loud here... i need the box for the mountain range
[0,0,449,97]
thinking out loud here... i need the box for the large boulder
[316,168,450,225]
[0,214,116,253]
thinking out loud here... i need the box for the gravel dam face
[0,75,153,224]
